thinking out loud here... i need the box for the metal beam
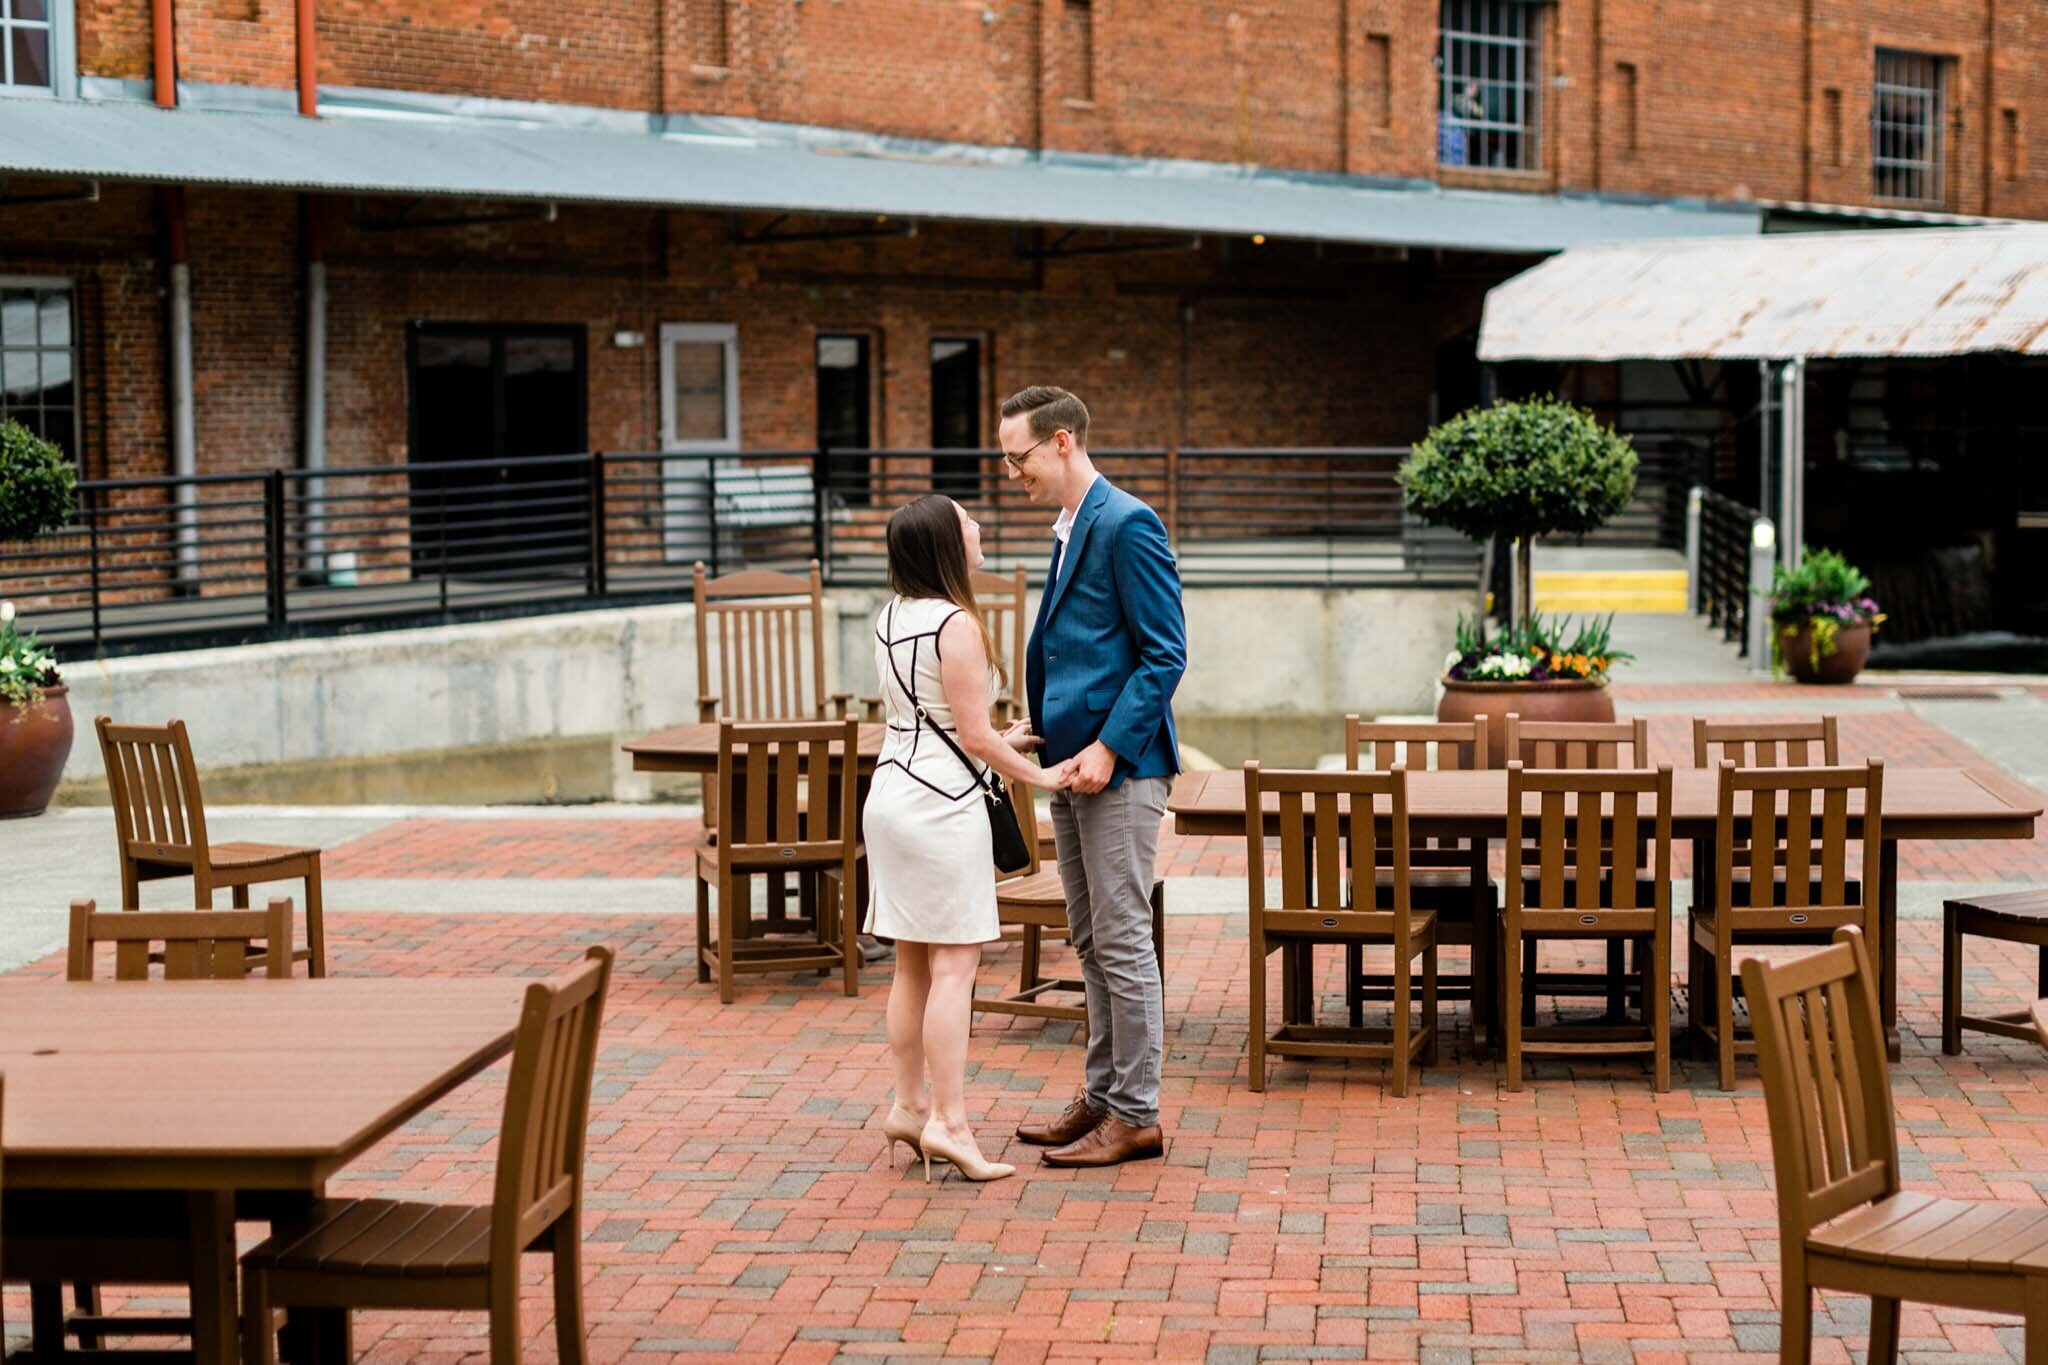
[0,177,100,209]
[1013,228,1202,260]
[730,213,918,246]
[351,197,559,232]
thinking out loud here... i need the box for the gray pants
[1049,775,1170,1129]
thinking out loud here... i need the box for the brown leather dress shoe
[1015,1094,1106,1146]
[1040,1115,1164,1168]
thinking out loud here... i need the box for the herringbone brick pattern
[11,909,2048,1363]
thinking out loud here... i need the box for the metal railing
[1688,485,1769,662]
[2,447,1480,657]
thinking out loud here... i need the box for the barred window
[1873,49,1946,205]
[1437,0,1540,171]
[0,281,78,466]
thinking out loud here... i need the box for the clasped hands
[1001,722,1116,794]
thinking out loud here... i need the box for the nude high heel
[882,1105,927,1167]
[919,1120,1016,1183]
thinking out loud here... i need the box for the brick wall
[76,2,2048,218]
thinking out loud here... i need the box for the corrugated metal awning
[1478,225,2048,361]
[0,93,1763,255]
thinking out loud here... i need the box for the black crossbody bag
[884,604,1033,874]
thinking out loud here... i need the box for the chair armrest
[829,691,856,719]
[858,696,884,722]
[698,695,720,723]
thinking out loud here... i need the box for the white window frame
[0,0,79,99]
[658,322,740,453]
[0,274,81,471]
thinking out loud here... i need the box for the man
[999,386,1186,1168]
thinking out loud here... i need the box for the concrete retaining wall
[53,584,1462,803]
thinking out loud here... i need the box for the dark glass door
[931,337,982,499]
[407,323,587,577]
[817,333,871,505]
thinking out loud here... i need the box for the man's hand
[1001,720,1043,753]
[1069,740,1117,795]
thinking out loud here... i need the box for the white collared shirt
[1051,474,1102,584]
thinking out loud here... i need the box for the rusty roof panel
[1477,226,2048,361]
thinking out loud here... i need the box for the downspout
[298,0,326,577]
[155,0,199,585]
[1982,0,1996,215]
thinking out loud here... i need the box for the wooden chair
[972,771,1164,1026]
[1744,926,2048,1364]
[1942,889,2048,1055]
[1342,715,1496,1047]
[1693,760,1882,1090]
[1502,761,1674,1091]
[1503,714,1653,1022]
[240,945,614,1365]
[972,565,1030,726]
[1246,762,1438,1096]
[11,899,291,1358]
[693,559,852,725]
[1692,715,1839,768]
[68,898,294,980]
[694,720,861,1003]
[95,717,326,976]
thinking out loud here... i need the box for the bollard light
[1752,518,1776,551]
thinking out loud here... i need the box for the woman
[865,495,1072,1183]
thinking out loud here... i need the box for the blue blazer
[1026,477,1187,789]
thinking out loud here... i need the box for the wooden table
[0,977,531,1365]
[1170,765,2044,1059]
[623,722,887,775]
[2033,999,2048,1051]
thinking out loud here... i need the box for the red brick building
[1,1,2043,638]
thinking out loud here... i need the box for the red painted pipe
[296,0,316,116]
[152,0,175,106]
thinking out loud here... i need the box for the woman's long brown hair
[885,494,1007,688]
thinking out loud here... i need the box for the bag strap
[884,603,995,794]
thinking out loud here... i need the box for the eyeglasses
[1001,432,1057,471]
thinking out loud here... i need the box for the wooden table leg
[1879,838,1902,1062]
[273,1191,352,1365]
[188,1191,237,1365]
[1471,838,1494,1059]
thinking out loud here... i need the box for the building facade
[1,0,2044,643]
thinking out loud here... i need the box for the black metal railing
[1,447,1481,657]
[1696,487,1761,654]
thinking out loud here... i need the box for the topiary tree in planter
[0,417,78,542]
[1399,396,1638,629]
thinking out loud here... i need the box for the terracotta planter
[0,683,74,818]
[1437,677,1616,769]
[1780,621,1871,686]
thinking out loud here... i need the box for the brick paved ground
[9,683,2048,1362]
[10,910,2048,1364]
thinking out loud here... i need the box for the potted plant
[1400,398,1639,756]
[0,418,79,817]
[1436,611,1633,767]
[1771,548,1885,685]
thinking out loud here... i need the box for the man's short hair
[999,386,1090,448]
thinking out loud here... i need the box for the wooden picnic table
[0,976,531,1365]
[1169,765,2045,1060]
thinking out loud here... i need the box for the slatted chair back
[1712,760,1882,920]
[1245,762,1413,937]
[96,717,210,874]
[1344,715,1485,864]
[67,897,293,980]
[1693,715,1840,768]
[713,719,862,881]
[972,565,1030,724]
[1504,715,1651,771]
[693,559,841,722]
[490,944,614,1267]
[1739,926,1899,1242]
[1505,762,1674,916]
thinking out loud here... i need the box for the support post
[1747,515,1776,675]
[1684,484,1703,614]
[1778,356,1805,571]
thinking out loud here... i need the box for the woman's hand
[1033,757,1077,791]
[1001,720,1043,753]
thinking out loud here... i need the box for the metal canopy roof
[1478,225,2048,361]
[0,93,1762,255]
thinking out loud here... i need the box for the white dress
[863,596,1000,945]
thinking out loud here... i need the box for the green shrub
[1400,398,1637,625]
[0,419,77,542]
